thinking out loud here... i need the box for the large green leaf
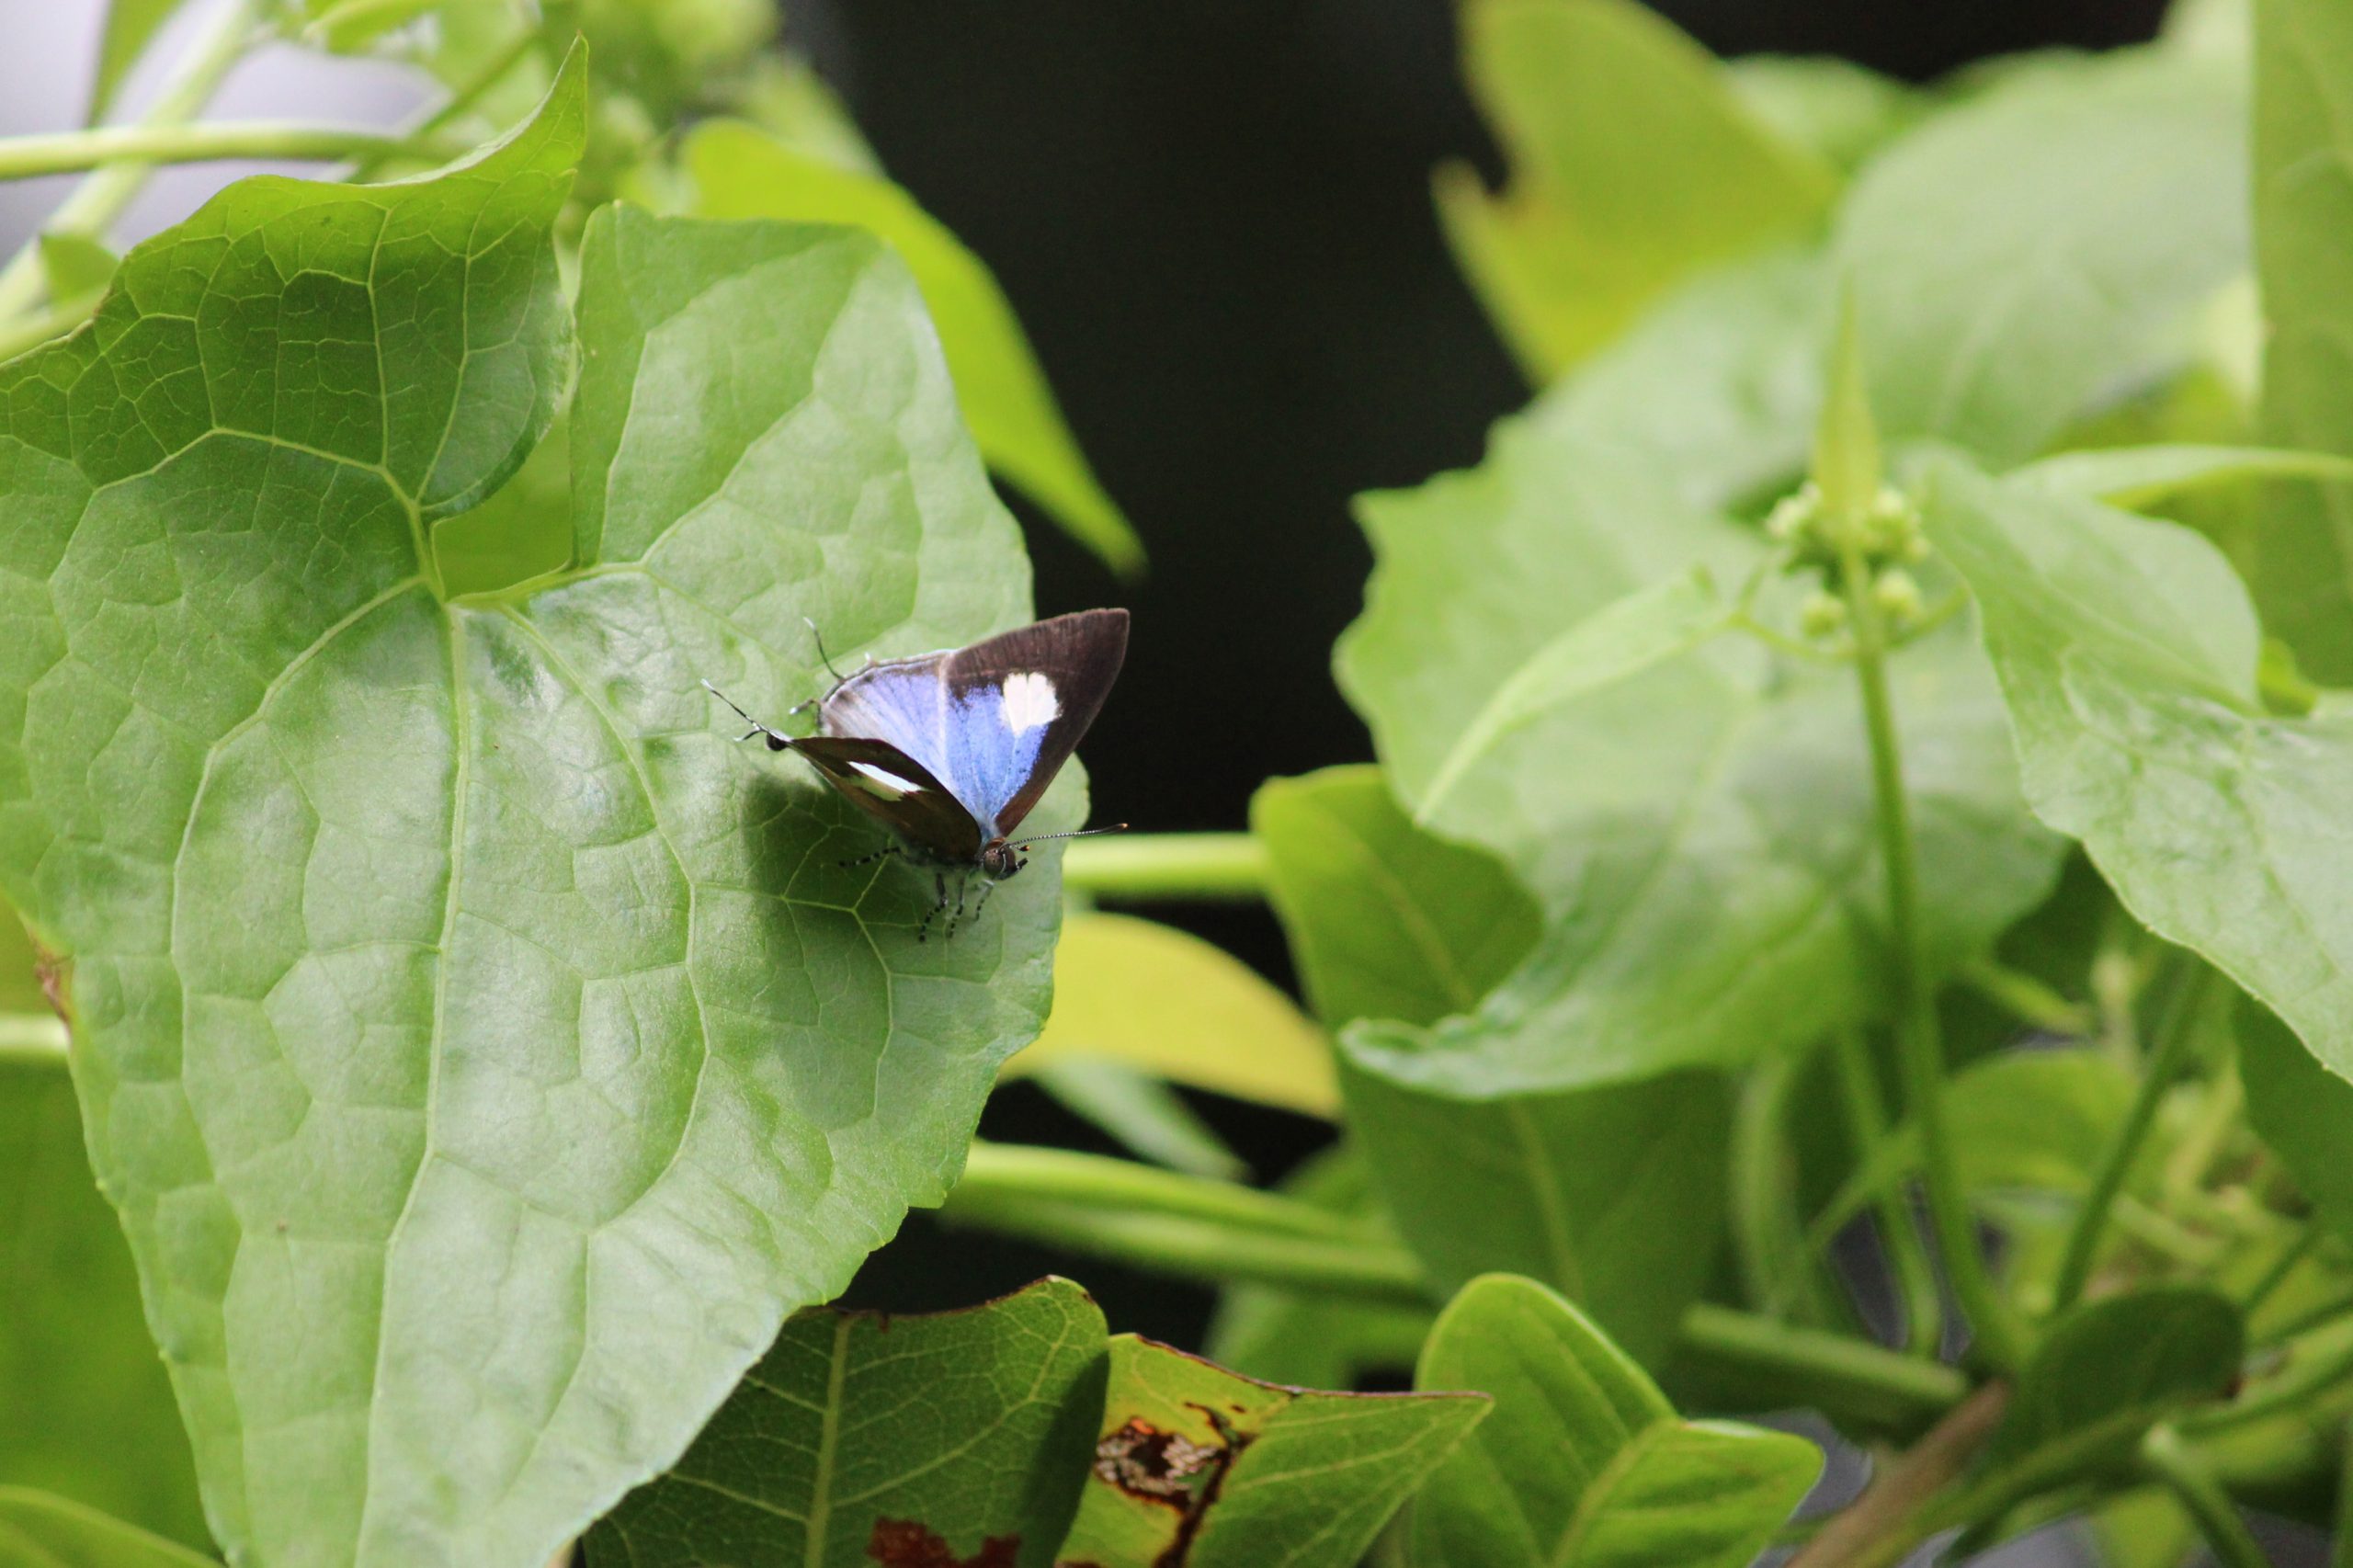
[2239,995,2353,1245]
[1990,1287,2243,1471]
[0,1489,214,1568]
[1439,0,1836,381]
[0,61,1077,1567]
[652,119,1142,576]
[0,1056,206,1551]
[1836,47,2247,465]
[585,1278,1108,1568]
[1335,323,2059,1096]
[1254,769,1728,1369]
[1924,460,2353,1080]
[2248,0,2353,680]
[1052,1335,1486,1568]
[1411,1274,1820,1568]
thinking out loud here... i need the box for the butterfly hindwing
[787,734,984,864]
[940,608,1129,838]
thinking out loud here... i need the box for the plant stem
[1786,1381,2012,1568]
[1839,540,2024,1370]
[1827,1025,1945,1357]
[1062,834,1267,903]
[2242,1225,2323,1320]
[0,289,102,364]
[2052,960,2214,1313]
[1678,1302,1968,1429]
[0,0,261,324]
[941,1142,1430,1301]
[1959,958,2093,1037]
[0,123,460,184]
[2140,1425,2270,1568]
[0,1010,69,1064]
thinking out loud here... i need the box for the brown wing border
[945,608,1130,836]
[790,735,984,863]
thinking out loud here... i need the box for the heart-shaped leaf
[1053,1335,1487,1568]
[0,54,1077,1566]
[1924,460,2353,1081]
[585,1278,1109,1568]
[1335,267,2061,1097]
[1411,1273,1821,1568]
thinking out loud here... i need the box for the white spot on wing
[1001,671,1061,736]
[850,761,926,799]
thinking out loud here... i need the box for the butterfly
[707,608,1130,941]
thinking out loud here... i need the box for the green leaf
[1002,913,1337,1119]
[1725,55,1922,173]
[1990,1287,2243,1472]
[2011,443,2353,507]
[1203,1148,1437,1390]
[1053,1335,1486,1568]
[1026,1059,1248,1181]
[88,0,187,124]
[1344,1064,1731,1372]
[1836,49,2248,465]
[654,119,1142,576]
[2239,994,2353,1247]
[1813,1047,2138,1239]
[1440,0,1836,381]
[585,1278,1108,1568]
[2248,0,2353,680]
[1336,345,2058,1096]
[0,902,40,1013]
[1411,1274,1821,1568]
[0,57,1081,1566]
[36,237,118,306]
[1253,769,1728,1369]
[1253,767,1540,1034]
[1417,568,1726,818]
[0,1489,215,1568]
[1813,287,1882,525]
[0,1056,207,1551]
[1923,460,2353,1082]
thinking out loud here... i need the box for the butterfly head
[979,839,1027,881]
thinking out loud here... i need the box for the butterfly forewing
[941,608,1129,837]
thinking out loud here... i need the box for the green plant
[9,0,2353,1564]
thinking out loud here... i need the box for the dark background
[818,0,2176,1330]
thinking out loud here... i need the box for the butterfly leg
[838,842,904,871]
[942,871,976,941]
[963,876,1000,932]
[917,870,950,944]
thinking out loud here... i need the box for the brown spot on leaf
[865,1518,1018,1568]
[30,937,71,1025]
[1086,1410,1252,1568]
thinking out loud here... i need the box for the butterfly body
[710,608,1129,937]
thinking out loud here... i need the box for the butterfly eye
[765,734,789,753]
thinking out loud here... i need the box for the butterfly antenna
[802,617,849,685]
[701,680,786,745]
[1010,824,1131,849]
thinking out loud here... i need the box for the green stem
[1839,540,2024,1370]
[0,1011,68,1064]
[940,1142,1428,1301]
[0,123,458,184]
[2242,1225,2323,1320]
[2052,960,2213,1313]
[2140,1425,2271,1568]
[1827,1025,1944,1357]
[0,0,260,324]
[1677,1302,1968,1430]
[1061,834,1267,903]
[0,288,102,364]
[1959,958,2093,1037]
